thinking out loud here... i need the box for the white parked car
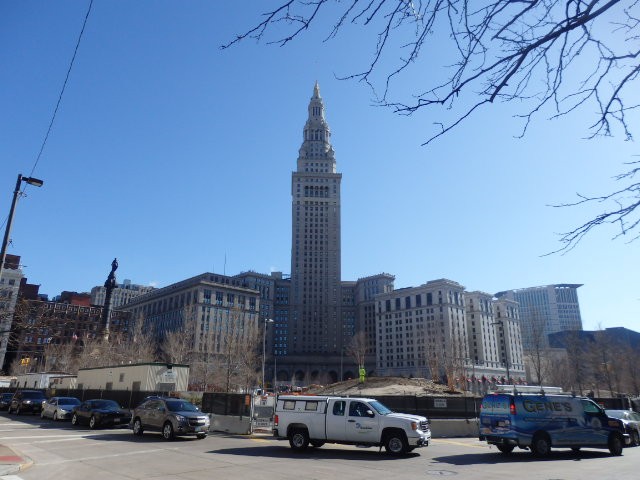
[41,396,81,421]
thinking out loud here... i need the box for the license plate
[114,418,121,422]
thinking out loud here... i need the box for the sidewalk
[0,443,32,476]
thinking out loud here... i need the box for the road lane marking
[36,448,174,466]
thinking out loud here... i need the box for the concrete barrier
[209,414,252,435]
[208,414,480,438]
[430,418,479,438]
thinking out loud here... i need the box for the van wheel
[530,433,551,457]
[608,433,623,456]
[497,444,514,454]
[384,431,408,455]
[289,428,309,451]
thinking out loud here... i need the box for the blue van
[479,388,629,456]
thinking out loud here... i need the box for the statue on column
[105,258,118,289]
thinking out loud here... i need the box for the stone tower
[289,83,343,378]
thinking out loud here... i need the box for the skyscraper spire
[299,82,335,166]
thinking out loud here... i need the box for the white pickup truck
[273,395,431,455]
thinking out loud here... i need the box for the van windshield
[369,400,393,415]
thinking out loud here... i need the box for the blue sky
[1,1,638,332]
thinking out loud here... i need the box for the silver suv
[131,398,209,440]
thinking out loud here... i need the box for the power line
[0,0,94,234]
[28,0,94,178]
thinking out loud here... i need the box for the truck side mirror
[366,410,374,418]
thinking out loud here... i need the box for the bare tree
[345,330,367,370]
[227,1,640,248]
[162,311,196,365]
[41,341,75,372]
[125,315,157,363]
[526,314,552,386]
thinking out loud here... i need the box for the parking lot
[1,412,639,480]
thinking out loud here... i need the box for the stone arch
[310,370,320,382]
[328,371,338,384]
[343,370,355,381]
[294,370,305,383]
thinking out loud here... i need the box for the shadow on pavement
[432,449,613,465]
[209,444,419,461]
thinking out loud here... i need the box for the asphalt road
[1,413,639,480]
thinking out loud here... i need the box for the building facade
[0,254,23,372]
[90,279,154,308]
[121,273,260,359]
[5,300,130,373]
[374,281,526,389]
[495,284,583,350]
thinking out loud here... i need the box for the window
[332,401,346,416]
[119,373,125,382]
[305,401,318,411]
[283,400,296,410]
[349,401,369,417]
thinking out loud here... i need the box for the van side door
[325,399,347,440]
[580,399,609,445]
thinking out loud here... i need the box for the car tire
[609,433,623,456]
[132,418,144,436]
[530,433,551,457]
[632,431,639,447]
[497,444,515,454]
[53,411,58,421]
[196,433,207,440]
[89,415,98,429]
[288,428,309,451]
[384,430,409,455]
[71,414,79,426]
[162,422,175,441]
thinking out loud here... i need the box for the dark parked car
[41,396,81,421]
[606,410,640,446]
[71,399,131,429]
[131,397,210,440]
[0,393,14,410]
[8,390,47,415]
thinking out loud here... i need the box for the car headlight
[175,415,187,423]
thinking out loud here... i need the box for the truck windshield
[369,400,393,415]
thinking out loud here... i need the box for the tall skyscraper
[495,284,583,350]
[289,83,343,373]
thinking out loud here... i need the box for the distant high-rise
[289,82,343,369]
[495,284,583,350]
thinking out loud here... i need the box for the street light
[0,174,44,283]
[261,318,274,393]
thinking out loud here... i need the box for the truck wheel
[497,444,514,454]
[530,433,551,457]
[289,428,309,451]
[310,440,325,448]
[384,431,408,455]
[608,433,623,456]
